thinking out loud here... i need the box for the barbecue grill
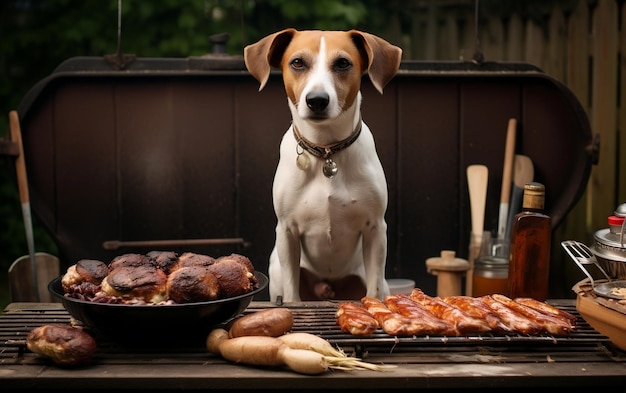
[0,301,615,357]
[1,300,625,391]
[3,55,595,300]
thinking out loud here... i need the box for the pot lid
[594,228,625,249]
[592,203,626,262]
[592,232,626,263]
[594,203,626,247]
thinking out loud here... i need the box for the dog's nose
[306,92,329,113]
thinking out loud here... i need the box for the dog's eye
[290,58,306,70]
[334,58,352,71]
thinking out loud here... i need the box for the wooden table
[1,300,626,391]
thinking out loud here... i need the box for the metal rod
[102,238,251,250]
[472,0,484,64]
[116,0,122,56]
[9,110,39,301]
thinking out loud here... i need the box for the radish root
[207,329,394,374]
[278,332,346,357]
[278,332,395,371]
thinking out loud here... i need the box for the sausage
[384,294,456,336]
[514,297,577,324]
[480,295,544,335]
[336,302,379,336]
[228,307,294,338]
[490,294,574,336]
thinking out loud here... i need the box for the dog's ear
[349,31,402,94]
[244,28,297,91]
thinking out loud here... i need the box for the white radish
[278,332,396,371]
[206,328,395,375]
[218,335,292,368]
[279,347,330,375]
[278,332,346,357]
[207,330,328,374]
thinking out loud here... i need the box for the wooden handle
[467,164,489,238]
[500,118,517,204]
[513,154,534,188]
[9,111,29,205]
[466,164,488,297]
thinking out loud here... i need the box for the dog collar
[292,117,362,178]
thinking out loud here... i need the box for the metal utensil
[561,240,626,300]
[561,240,612,286]
[496,118,517,240]
[504,154,534,240]
[9,110,39,301]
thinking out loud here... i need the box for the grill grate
[0,301,621,366]
[246,301,611,351]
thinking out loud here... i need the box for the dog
[244,29,402,302]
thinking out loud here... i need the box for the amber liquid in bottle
[473,259,509,297]
[508,182,551,301]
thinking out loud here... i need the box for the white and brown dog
[244,29,402,302]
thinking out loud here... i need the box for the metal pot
[592,203,626,279]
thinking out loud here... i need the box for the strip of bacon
[361,296,439,336]
[514,297,577,325]
[361,296,410,336]
[491,294,574,336]
[443,295,514,334]
[336,302,379,336]
[408,289,491,335]
[480,295,543,335]
[384,294,454,335]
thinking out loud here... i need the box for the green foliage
[265,0,368,28]
[0,160,58,273]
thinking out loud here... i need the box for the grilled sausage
[229,307,294,338]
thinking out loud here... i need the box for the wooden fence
[380,0,624,289]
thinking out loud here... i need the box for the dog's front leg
[273,222,302,302]
[361,219,389,299]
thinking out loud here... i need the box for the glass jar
[472,256,509,297]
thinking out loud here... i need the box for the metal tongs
[561,240,626,300]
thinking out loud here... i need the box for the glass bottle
[508,182,551,300]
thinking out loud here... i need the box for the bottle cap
[524,182,545,195]
[522,182,545,209]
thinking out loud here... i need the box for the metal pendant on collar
[323,158,338,178]
[292,119,362,178]
[295,144,310,170]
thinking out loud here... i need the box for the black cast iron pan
[48,271,268,346]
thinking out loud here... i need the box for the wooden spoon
[466,164,489,296]
[467,164,489,241]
